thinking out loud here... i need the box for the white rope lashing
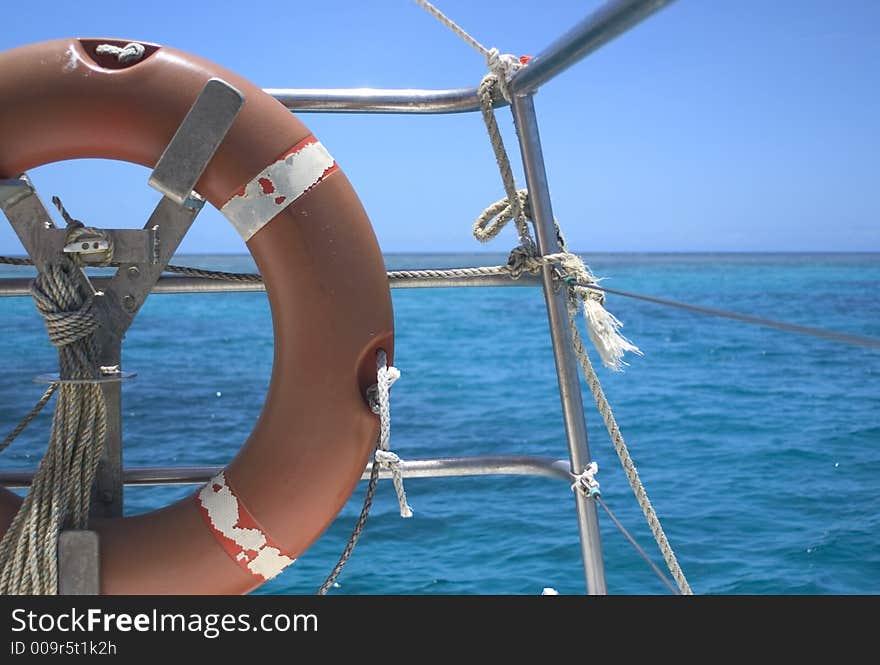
[95,42,145,64]
[373,350,412,518]
[316,350,409,593]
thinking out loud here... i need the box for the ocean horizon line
[165,249,880,257]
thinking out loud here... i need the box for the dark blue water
[1,253,878,594]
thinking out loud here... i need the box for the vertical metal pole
[509,93,607,594]
[89,334,124,518]
[57,531,100,595]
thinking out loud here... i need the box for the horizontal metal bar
[389,272,539,289]
[0,455,572,489]
[265,87,501,115]
[0,271,541,296]
[510,0,676,95]
[259,1,675,113]
[264,1,673,112]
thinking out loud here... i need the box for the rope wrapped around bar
[0,257,107,594]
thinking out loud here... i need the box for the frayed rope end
[582,297,643,372]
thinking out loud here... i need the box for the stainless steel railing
[264,0,675,114]
[0,271,542,296]
[0,455,572,489]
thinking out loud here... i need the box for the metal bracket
[0,78,245,536]
[149,77,245,204]
[34,370,137,385]
[0,77,244,599]
[0,180,158,267]
[64,235,110,257]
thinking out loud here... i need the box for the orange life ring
[0,38,394,594]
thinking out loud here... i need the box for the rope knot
[95,42,145,64]
[374,350,412,518]
[1,256,107,592]
[30,261,99,349]
[373,449,402,467]
[484,49,522,102]
[506,245,542,280]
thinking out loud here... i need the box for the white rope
[413,0,523,101]
[472,191,642,371]
[95,42,145,64]
[373,350,411,518]
[416,0,686,590]
[567,315,693,594]
[316,349,405,593]
[414,0,642,370]
[413,0,491,58]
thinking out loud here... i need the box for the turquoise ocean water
[0,252,877,594]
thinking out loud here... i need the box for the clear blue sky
[0,0,877,253]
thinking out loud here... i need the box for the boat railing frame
[0,0,677,595]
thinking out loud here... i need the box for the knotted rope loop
[374,351,411,518]
[473,189,532,246]
[483,48,523,103]
[29,261,100,380]
[316,350,409,594]
[474,186,639,370]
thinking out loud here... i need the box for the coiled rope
[0,253,107,595]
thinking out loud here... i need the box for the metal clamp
[571,462,601,498]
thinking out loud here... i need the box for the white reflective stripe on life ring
[220,136,337,242]
[196,472,295,581]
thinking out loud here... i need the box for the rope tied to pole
[0,255,107,594]
[418,0,640,369]
[316,350,407,594]
[371,352,411,518]
[476,193,642,371]
[415,0,691,592]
